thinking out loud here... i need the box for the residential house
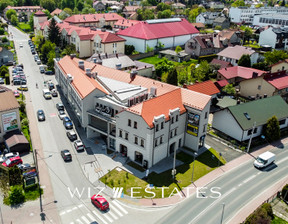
[229,6,288,24]
[172,3,186,9]
[212,95,288,142]
[218,29,243,45]
[64,13,124,28]
[117,18,199,53]
[33,11,48,34]
[4,5,43,22]
[93,1,106,11]
[114,19,141,30]
[0,91,21,142]
[196,12,220,25]
[191,23,205,30]
[213,16,230,29]
[159,49,190,62]
[122,6,140,19]
[264,73,288,102]
[210,58,232,69]
[184,80,220,99]
[271,59,288,73]
[55,55,211,168]
[0,47,14,66]
[185,33,225,57]
[259,27,288,50]
[217,45,259,66]
[51,8,63,17]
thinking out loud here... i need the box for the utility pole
[172,146,176,180]
[34,149,43,212]
[220,203,225,224]
[247,122,256,153]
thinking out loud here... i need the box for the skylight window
[244,112,251,120]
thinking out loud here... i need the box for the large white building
[253,14,288,27]
[229,6,288,24]
[259,27,288,49]
[55,55,211,168]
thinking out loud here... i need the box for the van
[254,151,275,169]
[43,89,52,99]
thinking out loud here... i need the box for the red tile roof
[265,74,288,90]
[117,18,199,40]
[218,66,266,80]
[51,8,62,16]
[210,58,232,69]
[186,80,220,96]
[215,79,229,88]
[64,13,123,24]
[35,10,46,16]
[114,19,141,28]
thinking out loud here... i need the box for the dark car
[66,130,77,141]
[45,70,54,75]
[17,163,31,171]
[56,103,64,111]
[61,150,72,161]
[51,89,58,97]
[31,50,36,55]
[37,110,45,121]
[63,117,73,129]
[48,83,55,91]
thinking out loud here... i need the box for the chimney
[116,63,122,70]
[85,68,91,77]
[130,69,137,81]
[70,54,76,59]
[78,60,84,70]
[237,99,240,104]
[264,94,267,98]
[116,53,118,58]
[225,67,227,70]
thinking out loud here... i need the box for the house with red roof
[117,18,199,53]
[55,55,211,168]
[271,59,288,73]
[184,80,220,99]
[264,73,288,102]
[114,19,141,31]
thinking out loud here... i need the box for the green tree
[175,46,182,54]
[155,58,175,78]
[238,54,251,67]
[261,203,273,220]
[214,25,222,30]
[156,2,171,11]
[145,44,154,53]
[76,0,84,11]
[61,44,77,56]
[35,34,45,50]
[43,9,52,19]
[48,18,61,46]
[63,8,73,16]
[28,12,35,29]
[47,50,56,71]
[41,41,55,63]
[61,0,75,9]
[0,28,4,35]
[9,166,22,186]
[6,9,17,20]
[222,84,236,95]
[187,7,206,23]
[89,8,96,14]
[244,206,271,224]
[1,36,8,42]
[282,184,288,201]
[252,62,269,71]
[231,0,245,7]
[264,116,280,142]
[157,9,172,19]
[8,185,25,205]
[264,50,288,65]
[125,45,135,55]
[194,60,211,81]
[40,0,56,12]
[0,65,9,77]
[0,0,14,11]
[11,14,19,26]
[166,67,178,86]
[137,8,155,21]
[240,26,253,43]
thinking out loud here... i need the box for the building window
[171,117,174,124]
[279,119,286,125]
[161,122,164,129]
[258,85,261,90]
[278,90,282,94]
[128,119,131,127]
[175,128,177,136]
[160,136,163,144]
[205,112,208,119]
[155,139,158,147]
[135,136,138,144]
[176,115,178,122]
[156,124,159,132]
[170,131,173,138]
[141,139,144,147]
[125,132,128,140]
[248,129,252,135]
[286,88,288,92]
[119,130,122,138]
[203,124,206,132]
[134,121,137,129]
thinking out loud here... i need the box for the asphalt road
[156,146,288,224]
[9,26,172,224]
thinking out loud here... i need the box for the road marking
[92,210,108,224]
[103,213,113,223]
[50,113,57,117]
[108,211,118,220]
[72,206,78,210]
[78,204,84,208]
[112,201,128,214]
[70,222,74,224]
[238,184,242,187]
[81,216,90,224]
[60,211,66,216]
[66,209,72,213]
[243,175,256,183]
[257,172,262,175]
[76,219,83,224]
[109,204,123,217]
[87,213,96,222]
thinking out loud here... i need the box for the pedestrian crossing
[60,200,128,224]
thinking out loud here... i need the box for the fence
[128,51,155,60]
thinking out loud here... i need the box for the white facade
[259,27,277,48]
[253,14,288,27]
[229,6,288,24]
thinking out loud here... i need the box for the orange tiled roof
[186,80,220,96]
[51,8,62,16]
[64,13,123,24]
[114,19,141,28]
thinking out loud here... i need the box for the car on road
[36,59,41,65]
[61,150,72,162]
[0,78,4,84]
[48,83,55,91]
[91,195,109,211]
[2,156,23,167]
[58,110,66,120]
[17,85,28,91]
[39,65,45,73]
[74,140,85,152]
[66,130,77,141]
[34,55,39,61]
[19,43,23,48]
[63,117,73,130]
[51,89,58,97]
[56,103,64,111]
[45,70,54,75]
[13,90,20,97]
[37,110,45,121]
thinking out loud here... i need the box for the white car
[74,140,85,151]
[19,43,23,48]
[0,152,19,163]
[58,110,66,120]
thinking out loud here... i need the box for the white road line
[59,211,66,216]
[243,175,256,184]
[103,213,113,223]
[72,207,78,210]
[108,211,118,220]
[70,222,74,224]
[66,209,72,213]
[81,216,90,224]
[109,204,123,217]
[78,204,84,208]
[76,219,83,224]
[238,184,242,187]
[87,213,96,222]
[92,211,108,224]
[112,201,128,214]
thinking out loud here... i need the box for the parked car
[63,117,73,130]
[16,64,24,69]
[67,130,77,141]
[0,78,4,84]
[51,89,58,97]
[39,65,45,73]
[56,103,64,111]
[17,163,31,171]
[19,43,23,48]
[61,150,72,162]
[91,195,109,211]
[5,61,14,66]
[34,55,39,61]
[13,80,27,85]
[74,140,85,151]
[36,59,41,65]
[13,90,20,97]
[58,110,66,120]
[31,50,36,55]
[0,152,19,163]
[2,156,23,167]
[37,110,45,121]
[17,85,28,91]
[45,70,54,75]
[48,83,55,91]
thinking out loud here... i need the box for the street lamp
[247,122,256,153]
[172,146,177,180]
[191,152,198,183]
[220,203,225,224]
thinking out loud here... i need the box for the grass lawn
[17,23,31,32]
[271,216,288,224]
[139,55,164,65]
[100,148,226,198]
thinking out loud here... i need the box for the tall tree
[264,116,280,141]
[222,84,236,95]
[264,50,288,65]
[41,41,55,63]
[6,9,17,20]
[238,54,251,67]
[11,15,19,26]
[41,0,56,12]
[167,67,178,86]
[0,0,14,11]
[48,18,61,46]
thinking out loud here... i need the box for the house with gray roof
[196,12,220,25]
[212,95,288,142]
[213,16,230,29]
[0,47,14,66]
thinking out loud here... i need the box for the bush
[7,185,25,205]
[0,28,4,35]
[262,203,273,219]
[21,117,29,126]
[2,36,8,42]
[282,184,288,201]
[5,73,10,85]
